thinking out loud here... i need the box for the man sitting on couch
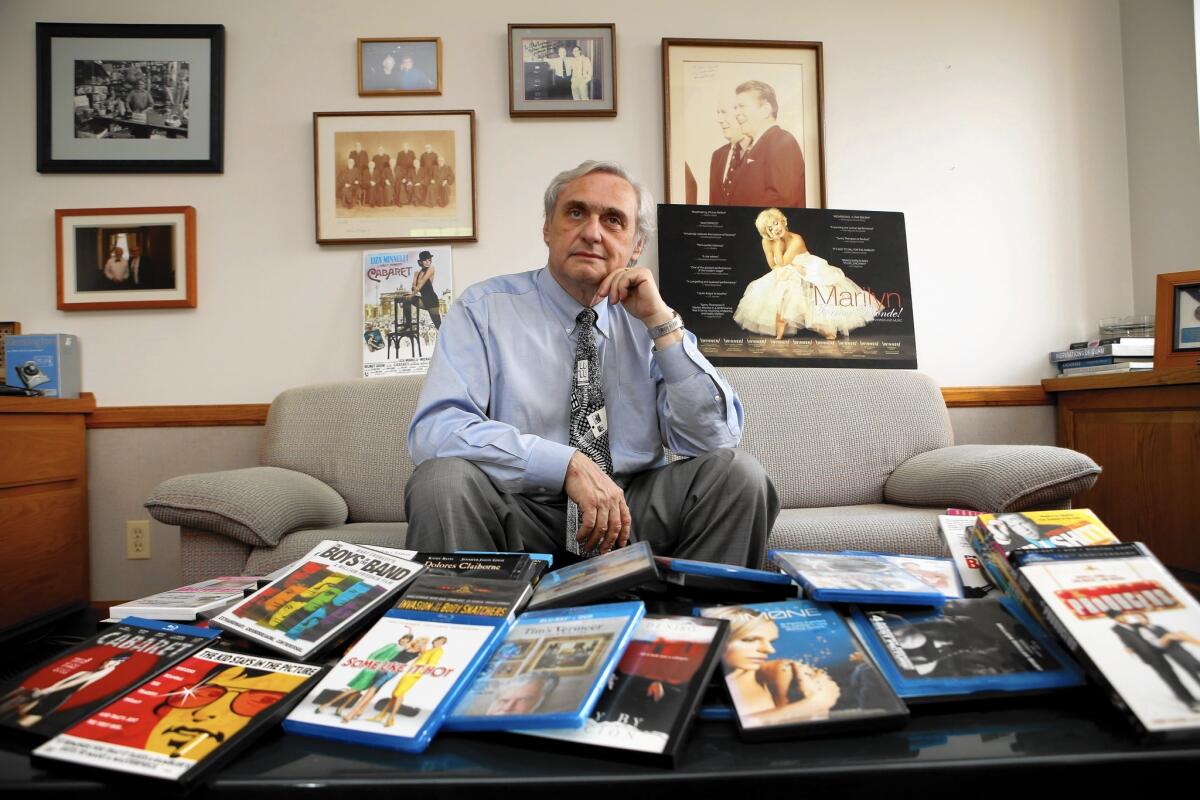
[405,160,778,566]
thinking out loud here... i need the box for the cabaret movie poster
[657,204,915,368]
[362,245,452,377]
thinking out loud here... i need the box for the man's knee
[406,457,495,504]
[698,448,771,492]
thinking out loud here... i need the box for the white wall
[0,0,1136,405]
[1120,0,1200,315]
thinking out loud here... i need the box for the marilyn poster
[657,204,915,368]
[362,246,452,376]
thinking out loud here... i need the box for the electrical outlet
[126,520,151,560]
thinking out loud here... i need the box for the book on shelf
[108,577,262,621]
[32,646,323,786]
[517,614,730,765]
[770,550,947,606]
[0,618,219,741]
[1067,336,1154,350]
[700,600,908,740]
[1059,361,1154,377]
[212,541,423,660]
[1016,542,1200,741]
[848,598,1084,701]
[937,514,995,599]
[1049,342,1153,363]
[444,600,646,732]
[525,541,659,611]
[283,573,530,753]
[1055,355,1153,371]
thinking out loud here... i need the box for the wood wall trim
[82,386,1049,429]
[0,392,96,414]
[87,403,270,429]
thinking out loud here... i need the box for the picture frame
[1154,269,1200,371]
[0,321,20,379]
[662,38,826,209]
[55,206,197,311]
[313,110,477,245]
[358,37,442,96]
[36,22,225,173]
[525,634,612,676]
[507,24,616,117]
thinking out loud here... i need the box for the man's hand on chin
[564,451,630,555]
[596,266,683,348]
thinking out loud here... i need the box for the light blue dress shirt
[407,267,744,497]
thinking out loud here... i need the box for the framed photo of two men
[662,38,825,209]
[508,24,616,117]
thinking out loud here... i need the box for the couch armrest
[884,445,1100,513]
[145,466,349,547]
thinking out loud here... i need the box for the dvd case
[32,647,323,786]
[849,598,1084,701]
[771,550,946,606]
[212,541,423,660]
[937,514,994,598]
[108,578,262,621]
[841,551,963,600]
[700,600,908,740]
[526,541,659,611]
[519,614,729,764]
[0,618,219,741]
[1017,543,1200,740]
[445,601,646,731]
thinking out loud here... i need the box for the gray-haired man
[405,161,777,566]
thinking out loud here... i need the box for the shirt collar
[536,267,612,340]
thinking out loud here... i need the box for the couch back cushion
[262,376,424,522]
[261,368,952,520]
[721,367,952,507]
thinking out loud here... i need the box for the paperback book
[849,598,1084,701]
[937,515,994,598]
[1016,542,1200,740]
[108,578,262,621]
[771,550,946,606]
[700,600,908,740]
[33,647,323,786]
[445,601,646,731]
[1049,342,1154,362]
[283,607,508,752]
[213,541,423,659]
[526,541,659,611]
[516,615,727,764]
[0,618,219,741]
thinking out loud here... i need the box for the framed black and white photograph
[1154,269,1200,370]
[313,111,477,245]
[663,38,825,208]
[36,23,224,173]
[56,206,197,311]
[507,24,616,117]
[358,37,442,96]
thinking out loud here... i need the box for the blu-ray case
[771,550,946,606]
[526,542,658,611]
[444,600,646,731]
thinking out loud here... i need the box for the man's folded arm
[651,332,744,456]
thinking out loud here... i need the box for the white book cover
[109,577,262,620]
[1020,553,1200,735]
[213,542,422,659]
[260,541,416,585]
[937,515,993,597]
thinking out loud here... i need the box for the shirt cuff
[524,438,577,494]
[653,337,708,383]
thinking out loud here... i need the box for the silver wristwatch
[647,309,684,339]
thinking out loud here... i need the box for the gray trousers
[404,449,779,568]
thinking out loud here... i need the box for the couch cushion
[146,466,348,547]
[242,522,409,576]
[261,376,423,523]
[766,504,946,560]
[723,368,953,507]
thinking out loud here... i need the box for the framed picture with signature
[662,38,825,209]
[508,24,616,117]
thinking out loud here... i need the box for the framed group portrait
[56,206,197,311]
[313,110,477,245]
[507,23,616,117]
[1154,269,1200,371]
[36,22,225,173]
[358,37,442,96]
[662,38,825,209]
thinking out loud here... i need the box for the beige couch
[146,368,1100,581]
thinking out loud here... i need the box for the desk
[1042,367,1200,581]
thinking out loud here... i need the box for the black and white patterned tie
[566,308,612,557]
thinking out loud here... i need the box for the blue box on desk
[4,334,81,398]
